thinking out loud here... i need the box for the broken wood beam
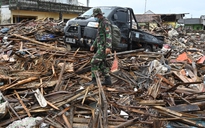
[14,90,31,117]
[107,48,144,57]
[94,71,108,128]
[56,86,95,107]
[54,61,66,91]
[139,100,165,106]
[62,114,72,128]
[1,77,38,91]
[13,34,66,51]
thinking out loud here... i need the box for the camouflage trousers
[91,48,109,78]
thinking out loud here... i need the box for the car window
[81,7,114,17]
[115,10,128,23]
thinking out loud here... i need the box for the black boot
[102,76,112,86]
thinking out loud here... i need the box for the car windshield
[81,7,114,17]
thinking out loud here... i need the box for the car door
[112,9,129,39]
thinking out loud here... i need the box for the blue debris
[35,34,56,41]
[0,28,10,33]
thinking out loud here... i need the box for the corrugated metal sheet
[184,18,201,24]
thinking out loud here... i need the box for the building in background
[0,0,90,24]
[178,16,205,30]
[135,10,161,30]
[135,10,187,30]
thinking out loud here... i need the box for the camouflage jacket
[92,17,112,49]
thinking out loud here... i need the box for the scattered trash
[0,101,8,119]
[6,117,43,128]
[33,88,47,107]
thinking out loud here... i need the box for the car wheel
[144,45,153,52]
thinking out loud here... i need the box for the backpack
[102,19,121,49]
[111,24,121,49]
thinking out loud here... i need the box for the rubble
[0,19,205,128]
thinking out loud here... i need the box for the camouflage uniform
[91,8,112,78]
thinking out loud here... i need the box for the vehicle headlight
[87,22,99,28]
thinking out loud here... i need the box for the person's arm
[90,40,96,51]
[92,38,97,48]
[90,33,98,51]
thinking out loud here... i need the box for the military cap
[93,8,103,17]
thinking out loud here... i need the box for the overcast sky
[78,0,204,18]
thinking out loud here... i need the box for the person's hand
[105,48,111,54]
[90,46,94,51]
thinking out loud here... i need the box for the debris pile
[0,19,205,128]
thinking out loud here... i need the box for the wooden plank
[62,114,72,128]
[139,100,165,106]
[172,71,190,83]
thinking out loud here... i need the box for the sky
[78,0,205,18]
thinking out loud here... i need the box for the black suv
[64,6,165,51]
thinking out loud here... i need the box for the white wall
[0,5,11,24]
[42,0,78,5]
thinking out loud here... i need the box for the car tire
[143,44,153,52]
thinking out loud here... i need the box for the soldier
[89,8,112,85]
